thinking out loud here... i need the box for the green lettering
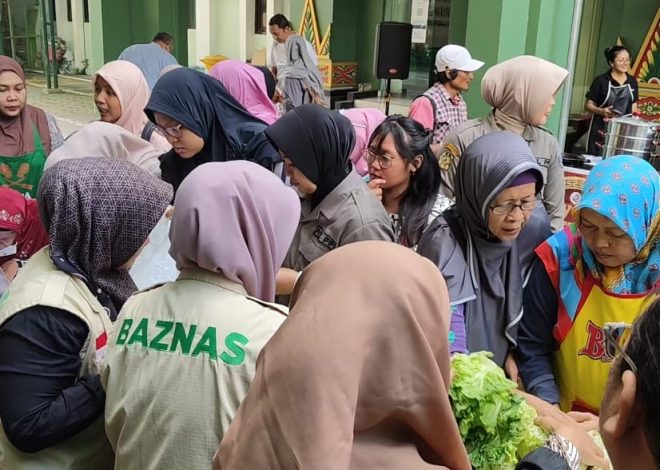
[116,319,133,345]
[192,326,218,359]
[149,320,174,351]
[220,333,249,366]
[127,318,149,348]
[170,322,197,355]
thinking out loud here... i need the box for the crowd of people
[0,13,654,470]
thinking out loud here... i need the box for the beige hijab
[481,55,568,132]
[46,122,163,176]
[215,241,471,470]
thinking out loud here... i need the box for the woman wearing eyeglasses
[145,67,282,193]
[518,155,657,414]
[584,46,639,156]
[366,115,451,248]
[418,131,550,366]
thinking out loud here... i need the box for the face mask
[129,213,179,290]
[0,244,17,257]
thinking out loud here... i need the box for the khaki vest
[102,268,287,470]
[0,248,114,470]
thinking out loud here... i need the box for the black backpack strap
[141,121,157,142]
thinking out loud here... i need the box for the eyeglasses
[366,149,395,169]
[614,59,630,64]
[603,322,637,373]
[155,123,183,139]
[489,200,536,215]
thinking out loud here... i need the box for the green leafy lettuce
[450,352,547,470]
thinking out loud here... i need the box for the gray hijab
[418,131,550,366]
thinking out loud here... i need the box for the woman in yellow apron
[0,56,63,197]
[518,155,660,413]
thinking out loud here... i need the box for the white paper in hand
[129,215,179,290]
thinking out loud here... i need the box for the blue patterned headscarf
[576,155,660,294]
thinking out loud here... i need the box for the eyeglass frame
[613,58,631,64]
[366,149,397,169]
[489,199,537,216]
[603,322,637,374]
[155,123,183,139]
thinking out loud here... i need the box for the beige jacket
[0,248,114,470]
[438,112,565,231]
[102,268,287,470]
[285,170,394,270]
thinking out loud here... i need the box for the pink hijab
[94,60,170,151]
[170,161,299,302]
[209,59,279,125]
[340,108,386,176]
[216,241,472,470]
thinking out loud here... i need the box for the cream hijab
[481,55,569,132]
[215,241,471,470]
[46,122,163,176]
[94,60,170,151]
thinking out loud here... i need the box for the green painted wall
[595,0,657,74]
[448,0,468,45]
[355,0,385,88]
[331,0,356,61]
[88,0,189,74]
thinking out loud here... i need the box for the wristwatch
[545,434,581,470]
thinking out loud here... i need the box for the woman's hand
[567,411,600,432]
[367,178,386,201]
[536,413,610,469]
[504,351,520,385]
[276,268,299,296]
[1,260,19,282]
[601,106,615,119]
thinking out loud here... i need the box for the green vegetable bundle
[450,352,547,470]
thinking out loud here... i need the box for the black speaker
[374,22,413,80]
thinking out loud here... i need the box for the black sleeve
[0,306,105,453]
[517,259,561,405]
[585,74,606,103]
[630,75,639,102]
[516,448,571,470]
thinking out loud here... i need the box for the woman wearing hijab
[518,155,660,413]
[215,241,472,470]
[102,161,298,469]
[366,115,450,248]
[93,60,170,152]
[146,67,282,193]
[0,186,49,287]
[209,59,280,125]
[0,56,64,197]
[279,34,325,111]
[46,121,163,176]
[265,104,393,279]
[0,158,172,469]
[418,132,551,371]
[339,107,387,176]
[439,55,569,231]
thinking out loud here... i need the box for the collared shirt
[284,170,394,271]
[438,111,565,231]
[409,83,468,144]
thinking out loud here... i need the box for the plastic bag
[129,214,179,291]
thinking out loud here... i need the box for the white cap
[435,45,484,73]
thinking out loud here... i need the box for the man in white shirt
[268,14,317,80]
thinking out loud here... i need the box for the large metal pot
[602,116,659,160]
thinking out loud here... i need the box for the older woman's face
[0,71,26,118]
[579,208,636,267]
[487,183,536,241]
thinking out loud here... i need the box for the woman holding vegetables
[518,155,660,414]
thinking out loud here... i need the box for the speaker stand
[385,78,392,116]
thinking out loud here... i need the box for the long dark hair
[368,115,441,246]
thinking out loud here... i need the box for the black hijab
[265,104,355,208]
[418,132,550,366]
[145,68,280,192]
